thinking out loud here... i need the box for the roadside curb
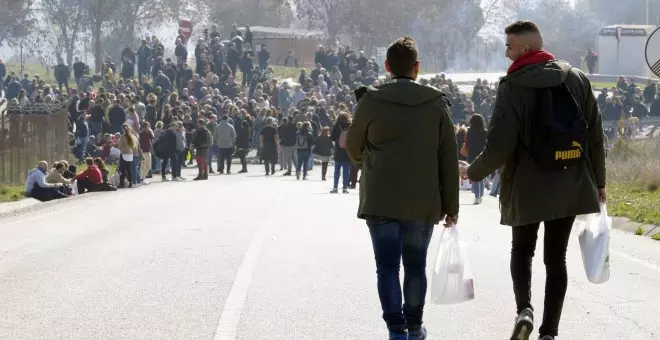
[0,198,41,216]
[611,216,660,238]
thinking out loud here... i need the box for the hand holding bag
[430,226,475,305]
[578,203,611,284]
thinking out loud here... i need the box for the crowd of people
[11,23,647,206]
[0,18,637,340]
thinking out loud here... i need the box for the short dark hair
[386,36,419,77]
[505,21,541,35]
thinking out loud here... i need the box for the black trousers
[511,216,575,338]
[119,157,132,187]
[237,148,248,170]
[77,178,97,194]
[218,147,234,172]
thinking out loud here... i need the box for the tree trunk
[93,22,102,73]
[65,44,74,66]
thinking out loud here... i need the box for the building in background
[597,24,656,77]
[237,26,323,68]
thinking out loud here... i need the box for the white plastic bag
[578,204,611,284]
[430,226,475,305]
[71,180,78,195]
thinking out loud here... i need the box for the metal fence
[1,100,71,185]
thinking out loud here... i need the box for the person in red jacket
[74,157,103,194]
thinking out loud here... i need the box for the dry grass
[271,66,302,81]
[607,138,660,189]
[606,138,660,225]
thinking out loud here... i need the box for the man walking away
[345,36,460,340]
[214,115,237,174]
[462,21,606,340]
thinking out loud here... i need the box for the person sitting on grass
[92,157,118,191]
[73,157,103,194]
[45,162,73,196]
[24,161,69,202]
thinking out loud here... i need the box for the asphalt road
[1,165,659,340]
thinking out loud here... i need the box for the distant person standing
[346,36,460,340]
[584,49,598,74]
[54,58,71,93]
[462,21,606,340]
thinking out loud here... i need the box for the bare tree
[41,0,87,65]
[293,0,353,42]
[84,0,120,72]
[0,0,35,46]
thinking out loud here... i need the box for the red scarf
[507,50,555,74]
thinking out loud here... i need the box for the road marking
[213,219,271,339]
[611,249,660,274]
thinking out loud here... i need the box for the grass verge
[591,81,616,90]
[607,138,660,227]
[271,66,301,81]
[608,184,660,226]
[0,185,25,202]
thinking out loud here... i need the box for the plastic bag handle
[600,203,608,217]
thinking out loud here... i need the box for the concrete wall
[598,35,653,78]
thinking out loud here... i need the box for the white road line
[213,222,271,340]
[611,249,660,274]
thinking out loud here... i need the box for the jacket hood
[505,60,572,88]
[364,82,445,107]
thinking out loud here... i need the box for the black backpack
[525,82,588,171]
[153,133,167,158]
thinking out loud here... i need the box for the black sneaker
[510,308,534,340]
[539,336,554,340]
[408,326,427,340]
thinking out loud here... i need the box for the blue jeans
[490,171,501,197]
[333,161,350,189]
[74,137,88,161]
[471,180,485,199]
[296,150,310,176]
[367,217,434,332]
[151,155,161,174]
[132,159,139,184]
[307,153,314,170]
[208,145,218,171]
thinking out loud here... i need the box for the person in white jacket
[24,161,69,201]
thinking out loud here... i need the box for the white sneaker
[177,177,186,181]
